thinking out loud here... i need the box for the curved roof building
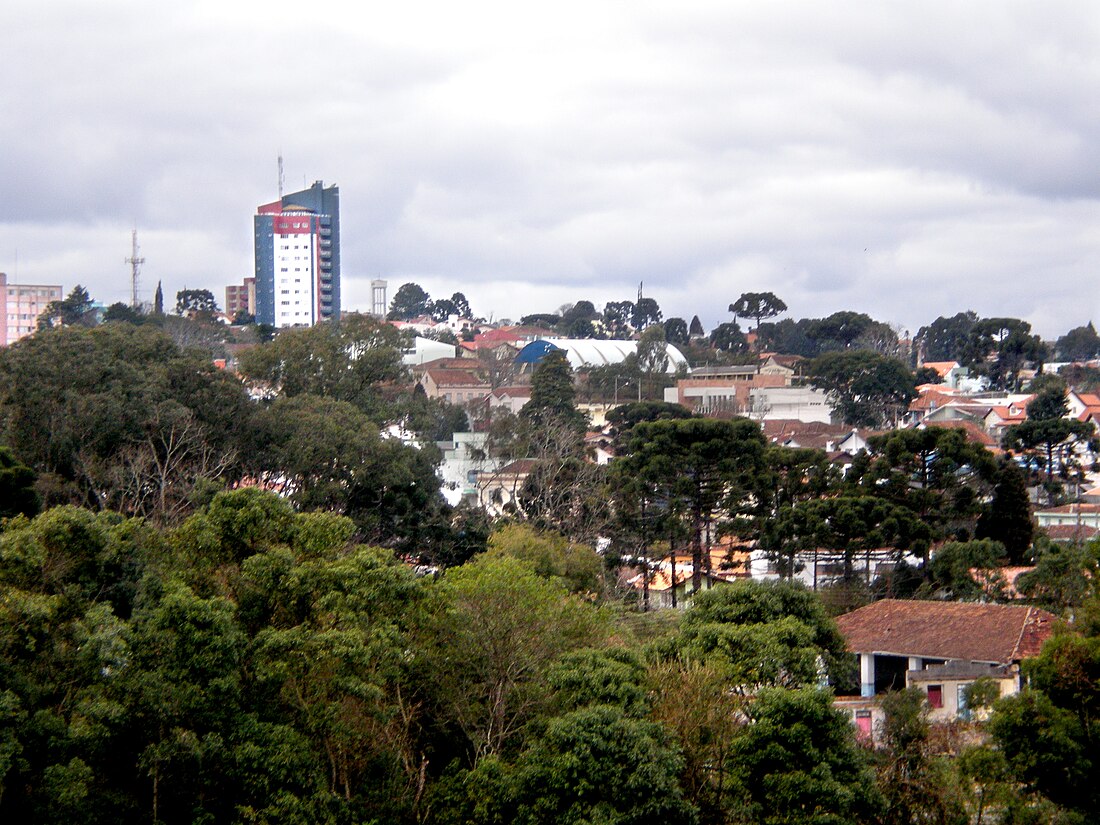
[515,338,690,373]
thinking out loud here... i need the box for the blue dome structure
[514,338,690,373]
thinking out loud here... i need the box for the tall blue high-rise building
[254,181,340,327]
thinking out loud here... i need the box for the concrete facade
[1,272,62,345]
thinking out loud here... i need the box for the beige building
[1,272,62,345]
[418,367,491,405]
[225,277,256,319]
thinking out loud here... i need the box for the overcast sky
[4,1,1100,337]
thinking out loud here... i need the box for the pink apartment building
[1,272,62,346]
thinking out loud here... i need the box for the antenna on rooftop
[277,153,284,199]
[126,229,145,308]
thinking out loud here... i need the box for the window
[926,685,943,708]
[855,710,872,741]
[957,685,971,721]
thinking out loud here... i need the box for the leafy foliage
[728,292,787,329]
[807,350,916,427]
[387,282,433,320]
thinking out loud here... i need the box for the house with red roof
[418,367,491,405]
[836,599,1057,699]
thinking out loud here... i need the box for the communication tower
[126,230,145,308]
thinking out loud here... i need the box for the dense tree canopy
[0,324,250,515]
[616,417,768,593]
[1056,322,1100,362]
[237,313,406,420]
[387,282,433,320]
[807,350,917,427]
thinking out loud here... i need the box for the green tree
[853,426,998,553]
[519,313,561,329]
[450,291,473,318]
[678,580,851,690]
[0,324,250,512]
[928,540,1007,600]
[1015,543,1098,612]
[37,285,96,330]
[431,297,458,321]
[0,447,39,518]
[486,523,601,594]
[975,458,1034,563]
[1056,322,1100,362]
[631,297,662,329]
[520,350,587,433]
[174,288,218,316]
[763,494,931,586]
[615,418,768,594]
[545,647,650,717]
[966,318,1047,391]
[237,313,405,420]
[637,324,669,375]
[664,317,690,346]
[876,688,968,825]
[807,350,916,427]
[728,688,880,825]
[509,706,698,825]
[419,554,606,761]
[605,401,693,451]
[709,321,745,353]
[102,302,145,324]
[559,300,598,330]
[915,311,979,363]
[602,301,635,338]
[728,291,787,330]
[1004,388,1097,505]
[805,311,878,351]
[990,632,1100,817]
[387,282,432,320]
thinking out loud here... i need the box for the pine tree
[521,349,587,433]
[976,458,1034,564]
[154,281,164,315]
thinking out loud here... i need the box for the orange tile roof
[836,599,1058,663]
[920,361,960,377]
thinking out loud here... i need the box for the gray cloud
[3,1,1100,338]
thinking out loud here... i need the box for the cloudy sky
[4,1,1100,337]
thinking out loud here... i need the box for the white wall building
[748,386,833,423]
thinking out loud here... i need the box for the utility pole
[126,229,145,308]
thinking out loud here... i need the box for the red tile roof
[835,599,1058,663]
[1043,524,1100,542]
